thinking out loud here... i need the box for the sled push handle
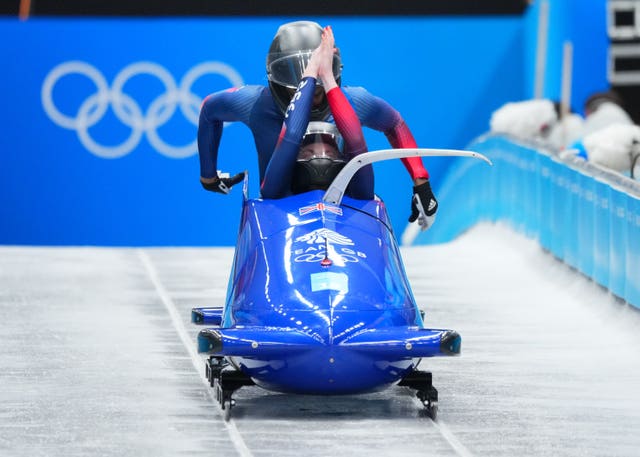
[322,148,492,206]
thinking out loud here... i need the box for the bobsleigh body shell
[212,191,447,394]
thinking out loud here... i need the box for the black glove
[408,180,438,231]
[201,171,245,194]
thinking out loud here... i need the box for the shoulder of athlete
[342,85,399,125]
[200,84,268,121]
[342,85,369,98]
[202,84,265,106]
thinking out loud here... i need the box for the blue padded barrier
[609,183,628,299]
[521,147,538,238]
[564,165,581,271]
[576,165,596,279]
[593,174,611,290]
[627,193,640,305]
[414,134,640,310]
[549,157,567,260]
[537,153,554,252]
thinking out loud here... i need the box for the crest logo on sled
[293,229,365,264]
[295,229,353,246]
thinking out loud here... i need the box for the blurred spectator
[489,90,640,179]
[573,91,638,176]
[581,90,633,136]
[580,124,640,176]
[489,98,583,150]
[490,98,557,142]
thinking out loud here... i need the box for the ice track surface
[2,223,640,457]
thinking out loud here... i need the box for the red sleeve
[385,120,429,180]
[326,87,367,157]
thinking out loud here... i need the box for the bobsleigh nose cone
[440,330,461,355]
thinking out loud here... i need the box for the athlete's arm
[317,27,373,199]
[260,77,317,199]
[198,86,257,184]
[346,86,437,229]
[326,87,373,199]
[345,86,429,183]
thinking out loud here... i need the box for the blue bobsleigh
[192,148,491,420]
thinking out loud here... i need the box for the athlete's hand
[408,180,438,231]
[318,26,338,91]
[200,171,245,194]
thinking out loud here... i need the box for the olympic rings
[41,60,244,159]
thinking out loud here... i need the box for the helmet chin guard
[292,121,346,194]
[292,158,346,194]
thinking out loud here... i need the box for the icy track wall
[414,135,640,310]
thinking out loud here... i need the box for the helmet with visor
[266,21,342,120]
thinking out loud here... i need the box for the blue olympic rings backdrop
[41,61,243,159]
[1,17,527,246]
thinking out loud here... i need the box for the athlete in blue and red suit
[197,21,437,229]
[261,25,371,200]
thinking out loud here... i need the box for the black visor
[267,51,342,89]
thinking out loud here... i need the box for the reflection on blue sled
[192,148,491,420]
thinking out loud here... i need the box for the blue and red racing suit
[197,84,429,188]
[260,76,372,199]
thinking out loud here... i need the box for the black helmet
[266,21,342,120]
[292,122,346,194]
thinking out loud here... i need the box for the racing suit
[197,84,430,187]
